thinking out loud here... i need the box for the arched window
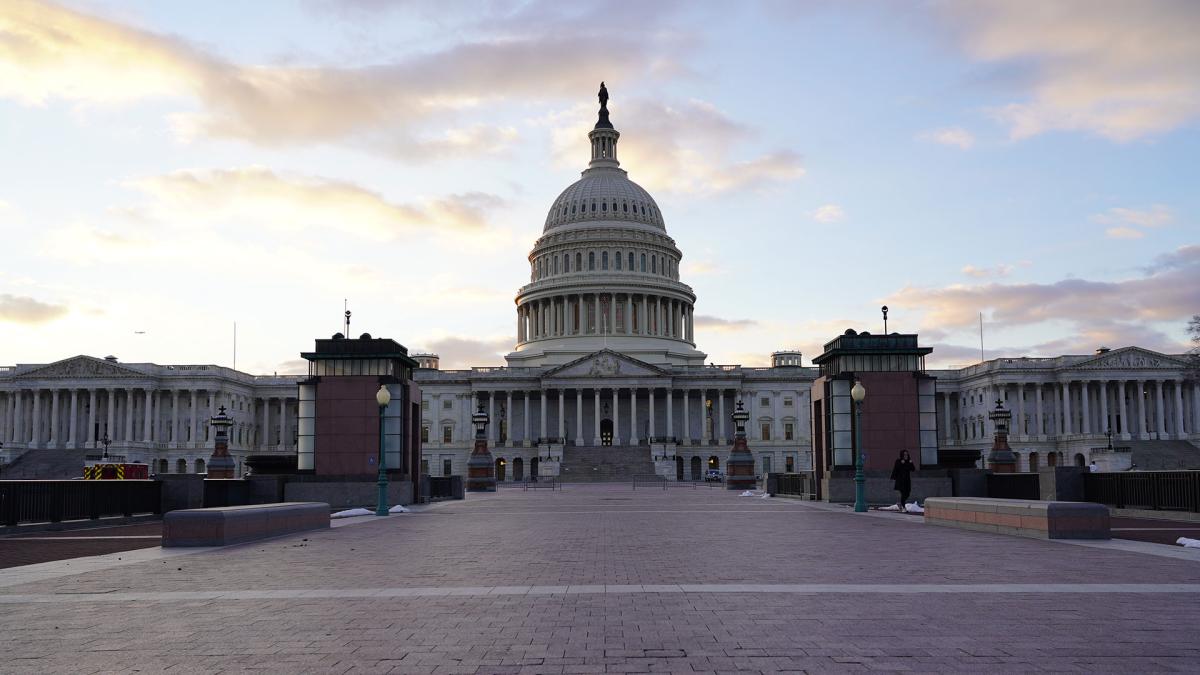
[615,251,622,270]
[576,252,582,270]
[628,252,634,270]
[589,251,595,270]
[602,202,607,212]
[176,458,187,474]
[194,458,206,474]
[553,256,558,274]
[622,202,628,213]
[571,204,576,214]
[591,201,596,212]
[641,253,646,272]
[652,256,657,274]
[564,255,570,273]
[602,251,608,269]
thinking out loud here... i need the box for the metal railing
[523,478,561,491]
[0,480,161,526]
[769,472,817,499]
[1084,471,1200,512]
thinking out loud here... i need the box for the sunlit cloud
[546,98,804,194]
[1104,226,1144,240]
[917,126,975,149]
[961,264,1014,278]
[0,0,675,159]
[938,0,1200,141]
[412,335,515,369]
[693,315,758,332]
[810,204,844,223]
[0,293,68,324]
[122,167,505,239]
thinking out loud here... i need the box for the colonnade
[517,293,694,344]
[940,378,1200,442]
[0,387,296,452]
[423,387,805,449]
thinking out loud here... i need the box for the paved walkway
[0,522,162,569]
[2,485,1199,673]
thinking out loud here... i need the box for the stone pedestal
[207,406,237,479]
[986,401,1017,473]
[466,405,495,492]
[538,460,561,478]
[726,401,756,490]
[654,459,677,481]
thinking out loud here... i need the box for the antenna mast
[344,299,351,337]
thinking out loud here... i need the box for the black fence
[1084,471,1200,512]
[768,472,817,499]
[0,480,162,526]
[986,473,1041,500]
[424,475,463,501]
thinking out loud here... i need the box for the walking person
[891,450,916,509]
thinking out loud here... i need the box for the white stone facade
[0,356,298,475]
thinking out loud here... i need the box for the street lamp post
[375,385,391,517]
[851,380,867,513]
[101,434,111,461]
[1106,426,1114,452]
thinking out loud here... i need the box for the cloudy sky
[1,0,1197,373]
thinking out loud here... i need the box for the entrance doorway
[513,457,524,481]
[530,456,539,481]
[675,455,683,480]
[691,456,701,480]
[601,418,613,446]
[495,458,506,481]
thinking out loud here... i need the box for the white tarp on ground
[1178,537,1200,548]
[389,505,410,513]
[331,508,372,518]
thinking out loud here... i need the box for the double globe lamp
[850,380,867,513]
[375,384,391,517]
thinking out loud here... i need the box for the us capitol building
[2,87,1198,480]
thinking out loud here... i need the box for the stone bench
[162,502,330,547]
[924,497,1109,540]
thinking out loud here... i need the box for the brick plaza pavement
[1,484,1199,673]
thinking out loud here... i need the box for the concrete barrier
[924,497,1109,540]
[162,502,329,547]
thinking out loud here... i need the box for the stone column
[1116,380,1127,436]
[575,389,583,446]
[1193,382,1200,435]
[124,390,134,445]
[1155,380,1167,437]
[624,295,632,334]
[719,391,726,442]
[29,389,41,446]
[487,393,495,444]
[67,389,78,447]
[1080,381,1091,435]
[640,295,648,335]
[48,389,59,447]
[1135,380,1147,438]
[13,391,23,444]
[142,389,152,443]
[608,294,616,335]
[1173,379,1185,439]
[1099,381,1110,435]
[278,397,287,451]
[630,388,639,445]
[681,389,690,444]
[666,389,674,441]
[540,390,548,441]
[588,389,598,445]
[701,389,711,444]
[648,389,656,439]
[611,388,619,444]
[1013,386,1024,437]
[1061,382,1071,436]
[1035,386,1044,437]
[558,390,565,440]
[523,392,531,446]
[171,390,180,445]
[104,388,115,442]
[506,391,513,447]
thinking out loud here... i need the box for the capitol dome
[506,83,707,368]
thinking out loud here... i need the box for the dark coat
[891,458,915,491]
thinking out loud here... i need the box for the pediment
[543,349,669,379]
[18,355,144,379]
[1071,347,1188,371]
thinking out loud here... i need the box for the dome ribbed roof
[543,168,664,232]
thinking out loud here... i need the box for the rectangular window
[784,397,794,407]
[421,457,429,475]
[442,400,452,409]
[442,425,452,443]
[785,423,794,441]
[421,426,429,443]
[443,458,453,476]
[760,397,770,407]
[761,455,772,474]
[422,400,429,410]
[785,455,795,472]
[761,423,771,441]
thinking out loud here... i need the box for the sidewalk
[1,484,1198,673]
